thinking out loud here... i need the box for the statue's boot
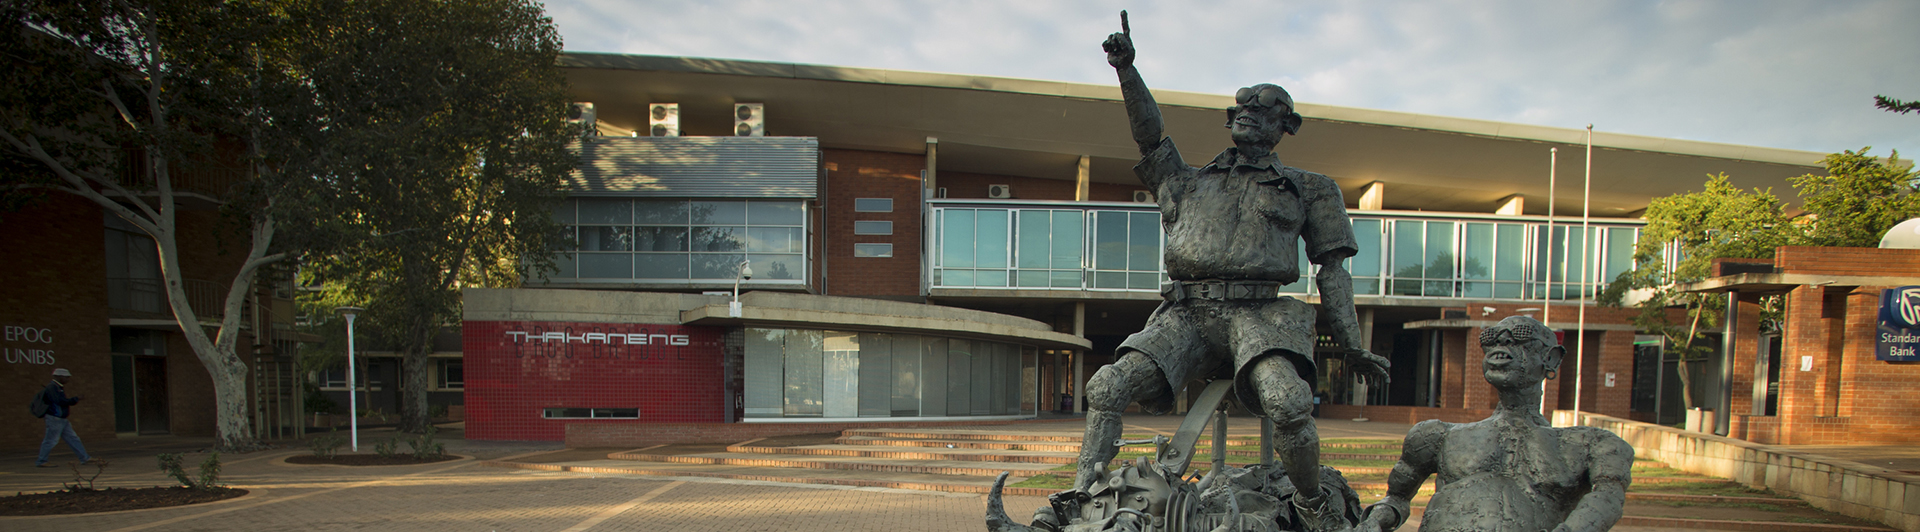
[1292,488,1350,532]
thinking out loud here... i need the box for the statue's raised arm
[1105,11,1164,156]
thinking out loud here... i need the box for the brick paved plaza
[0,420,1737,532]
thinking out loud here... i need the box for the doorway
[110,328,170,435]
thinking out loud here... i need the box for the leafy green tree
[290,0,573,433]
[0,0,303,450]
[1601,174,1792,410]
[1791,148,1920,247]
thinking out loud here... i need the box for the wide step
[610,450,1059,477]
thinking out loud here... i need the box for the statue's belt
[1161,280,1283,302]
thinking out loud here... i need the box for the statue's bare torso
[1399,416,1633,532]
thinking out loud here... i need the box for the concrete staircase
[484,426,1896,531]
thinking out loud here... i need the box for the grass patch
[1010,473,1074,490]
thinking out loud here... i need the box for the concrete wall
[1562,410,1920,532]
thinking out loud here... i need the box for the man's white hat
[52,368,71,377]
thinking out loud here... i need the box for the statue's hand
[1103,11,1134,69]
[1344,348,1392,385]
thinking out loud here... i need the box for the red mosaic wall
[463,320,727,441]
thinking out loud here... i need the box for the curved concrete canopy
[560,53,1826,216]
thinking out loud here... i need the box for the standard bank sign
[1878,286,1920,361]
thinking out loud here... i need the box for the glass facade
[548,198,807,283]
[742,327,1035,419]
[930,201,1641,301]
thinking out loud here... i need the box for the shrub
[310,429,345,459]
[374,435,400,459]
[304,386,338,415]
[157,453,192,487]
[197,452,223,489]
[63,459,109,491]
[407,425,445,459]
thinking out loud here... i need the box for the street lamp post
[335,306,364,452]
[729,260,752,318]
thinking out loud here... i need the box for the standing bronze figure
[1058,12,1390,532]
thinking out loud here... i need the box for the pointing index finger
[1121,10,1129,36]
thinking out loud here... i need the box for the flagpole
[1545,148,1557,326]
[1574,125,1593,415]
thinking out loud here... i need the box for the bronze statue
[1352,315,1633,532]
[1062,11,1390,532]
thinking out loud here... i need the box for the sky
[543,0,1920,157]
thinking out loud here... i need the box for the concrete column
[1352,308,1376,420]
[1075,155,1092,201]
[1074,302,1086,414]
[1358,182,1385,210]
[925,137,938,197]
[1496,194,1525,215]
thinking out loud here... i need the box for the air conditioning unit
[648,103,679,137]
[1132,190,1155,203]
[936,187,948,199]
[567,102,596,136]
[987,184,1013,199]
[734,103,764,137]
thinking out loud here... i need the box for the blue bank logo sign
[1877,286,1920,361]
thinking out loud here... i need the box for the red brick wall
[1,195,114,449]
[1590,330,1635,418]
[464,321,727,441]
[1438,329,1467,408]
[1768,247,1920,444]
[1774,246,1920,276]
[937,171,1151,203]
[1726,297,1763,418]
[822,149,923,298]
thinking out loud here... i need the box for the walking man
[35,367,92,467]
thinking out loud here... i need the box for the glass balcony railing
[928,199,1644,301]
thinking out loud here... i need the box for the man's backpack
[29,387,49,418]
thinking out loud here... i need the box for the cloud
[545,0,1920,156]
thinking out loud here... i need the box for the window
[853,220,893,235]
[551,198,807,282]
[1090,211,1162,289]
[854,198,893,212]
[439,360,464,389]
[854,243,893,258]
[542,408,639,419]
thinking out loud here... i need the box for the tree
[1601,174,1792,411]
[0,0,301,450]
[291,0,573,434]
[1791,148,1920,247]
[1877,95,1920,115]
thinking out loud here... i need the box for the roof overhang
[560,52,1827,215]
[1679,272,1920,295]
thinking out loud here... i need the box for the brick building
[1689,247,1920,445]
[458,51,1838,442]
[3,178,304,450]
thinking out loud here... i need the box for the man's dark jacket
[40,381,79,419]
